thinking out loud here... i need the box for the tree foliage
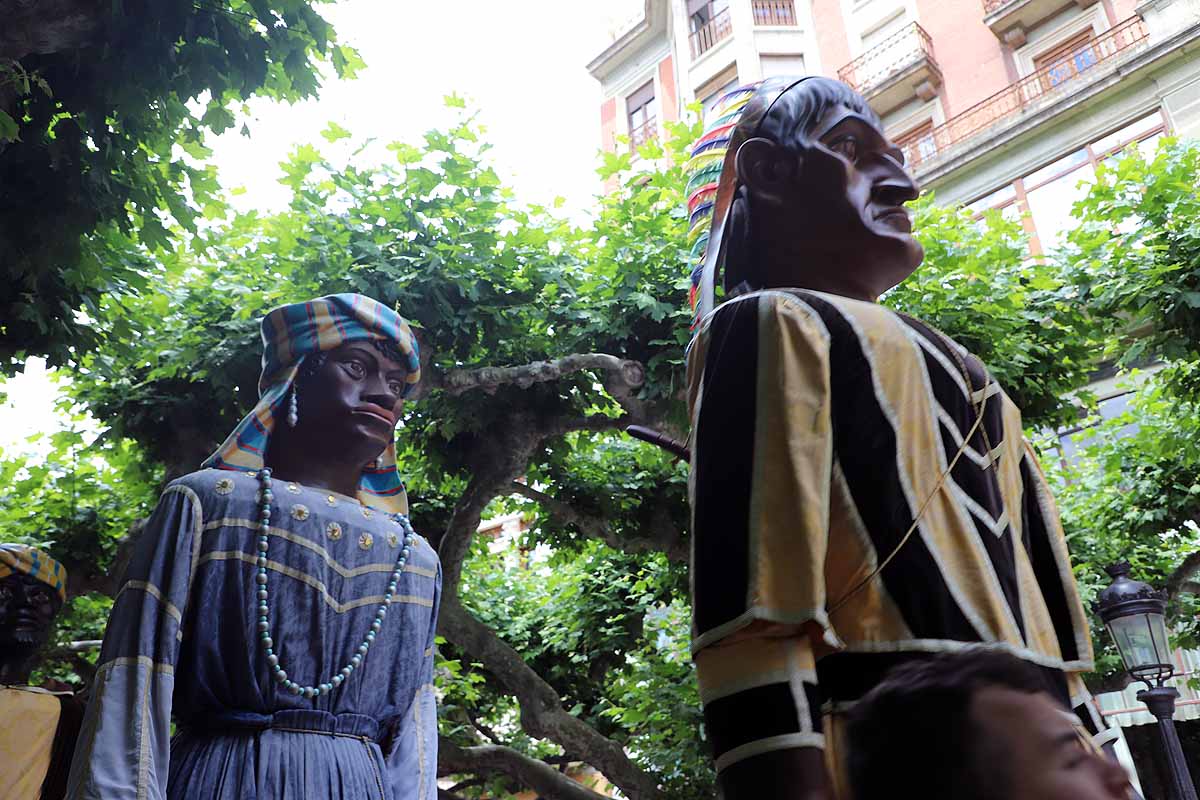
[6,100,1200,798]
[0,0,361,370]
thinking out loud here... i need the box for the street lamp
[1096,562,1198,800]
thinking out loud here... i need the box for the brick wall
[600,97,617,154]
[810,0,852,78]
[659,54,680,123]
[914,0,1013,116]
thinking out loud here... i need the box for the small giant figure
[66,294,441,800]
[684,78,1119,799]
[0,544,84,800]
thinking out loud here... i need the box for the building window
[698,69,740,119]
[626,80,657,152]
[860,10,909,51]
[752,0,797,26]
[1033,29,1100,89]
[965,110,1168,255]
[759,53,806,79]
[894,119,937,165]
[689,0,733,58]
[1055,391,1139,465]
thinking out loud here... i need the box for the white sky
[2,0,642,450]
[211,0,642,218]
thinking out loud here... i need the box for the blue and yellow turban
[0,545,67,603]
[203,293,421,516]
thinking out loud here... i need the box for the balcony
[689,3,733,59]
[982,0,1100,46]
[629,117,658,152]
[837,22,942,115]
[752,0,797,26]
[899,16,1148,170]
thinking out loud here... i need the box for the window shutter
[626,80,655,113]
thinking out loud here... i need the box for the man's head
[687,77,922,315]
[847,650,1129,800]
[0,545,67,681]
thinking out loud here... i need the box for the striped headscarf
[0,545,67,603]
[203,293,421,516]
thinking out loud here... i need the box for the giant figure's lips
[874,206,912,232]
[353,403,396,426]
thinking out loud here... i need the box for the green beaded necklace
[254,467,416,698]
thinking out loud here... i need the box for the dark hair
[723,77,880,294]
[846,650,1049,800]
[756,76,880,150]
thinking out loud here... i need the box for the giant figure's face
[809,102,923,268]
[295,342,408,457]
[0,572,61,649]
[735,96,924,300]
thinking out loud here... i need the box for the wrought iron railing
[899,16,1149,169]
[689,4,733,59]
[837,22,937,96]
[752,0,797,26]
[629,117,657,152]
[982,0,1017,14]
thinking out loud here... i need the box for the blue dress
[66,469,441,800]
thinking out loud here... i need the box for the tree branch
[433,407,664,799]
[466,707,505,746]
[410,353,645,401]
[439,597,660,799]
[439,736,614,800]
[510,483,687,563]
[1166,541,1200,599]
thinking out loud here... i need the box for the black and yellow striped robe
[687,288,1110,795]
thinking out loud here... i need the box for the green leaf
[0,109,19,142]
[320,121,352,142]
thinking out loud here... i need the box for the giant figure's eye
[829,135,859,161]
[343,359,367,379]
[387,379,404,396]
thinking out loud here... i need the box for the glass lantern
[1096,563,1174,686]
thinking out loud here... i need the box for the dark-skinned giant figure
[1,545,83,800]
[683,78,1127,800]
[66,294,441,800]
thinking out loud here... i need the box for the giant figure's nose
[872,163,920,208]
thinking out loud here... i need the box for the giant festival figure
[66,294,441,800]
[682,77,1123,799]
[1,545,84,800]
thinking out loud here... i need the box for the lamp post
[1096,562,1198,800]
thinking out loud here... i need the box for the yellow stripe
[203,518,436,578]
[748,294,833,627]
[116,581,184,625]
[94,655,176,676]
[838,298,1023,644]
[196,550,434,613]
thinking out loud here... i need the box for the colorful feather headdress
[685,82,761,319]
[684,76,818,326]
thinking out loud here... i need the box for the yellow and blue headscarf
[203,293,421,516]
[0,545,67,603]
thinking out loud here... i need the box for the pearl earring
[287,385,299,428]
